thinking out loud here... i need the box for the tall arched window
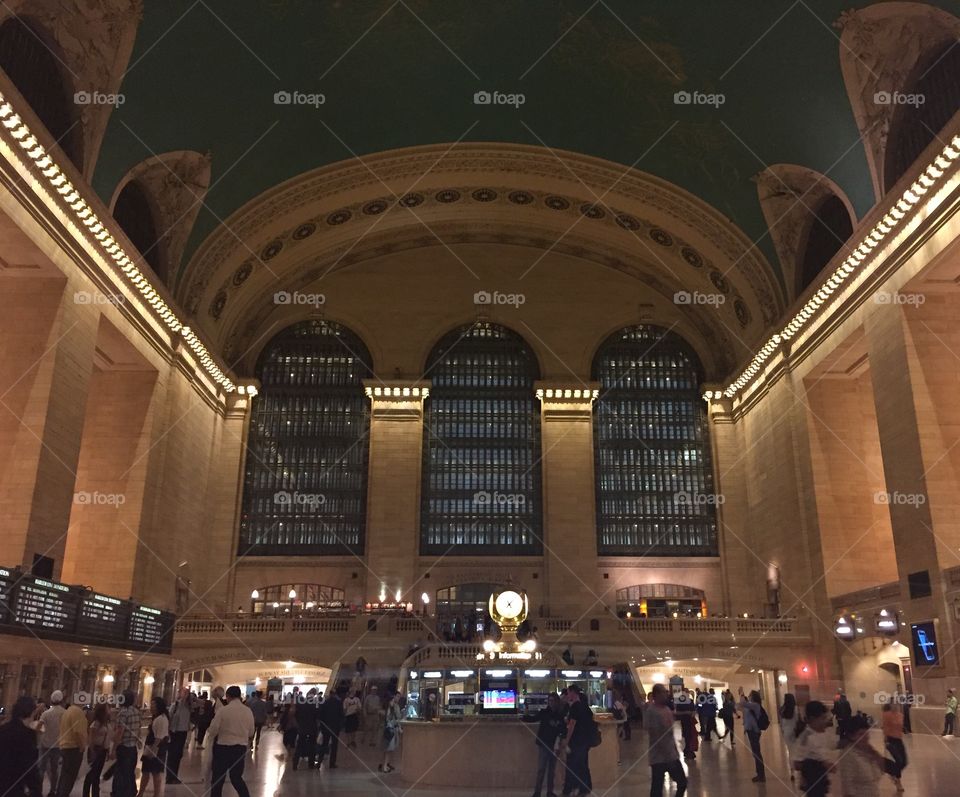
[239,320,372,555]
[592,325,718,556]
[798,194,854,293]
[884,41,960,192]
[421,323,542,555]
[113,180,164,276]
[0,17,82,169]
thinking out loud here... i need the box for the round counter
[398,715,620,790]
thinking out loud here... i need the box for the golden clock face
[494,590,524,620]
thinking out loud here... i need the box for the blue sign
[910,622,939,665]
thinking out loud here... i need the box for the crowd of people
[0,675,416,797]
[638,684,918,797]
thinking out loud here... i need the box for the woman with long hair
[379,693,403,773]
[779,693,800,781]
[137,696,170,797]
[83,703,112,797]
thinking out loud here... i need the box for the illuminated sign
[911,621,939,666]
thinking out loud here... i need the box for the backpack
[588,716,602,748]
[757,706,770,731]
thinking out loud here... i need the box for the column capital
[363,380,431,419]
[535,381,599,421]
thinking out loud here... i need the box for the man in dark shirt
[522,694,567,797]
[0,696,42,797]
[316,688,345,769]
[293,689,319,770]
[561,685,594,796]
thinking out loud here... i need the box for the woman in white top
[779,693,801,781]
[137,697,170,797]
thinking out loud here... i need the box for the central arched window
[238,320,372,555]
[592,325,718,556]
[420,323,542,555]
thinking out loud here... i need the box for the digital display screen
[482,689,516,710]
[128,605,167,647]
[911,621,939,666]
[79,593,125,642]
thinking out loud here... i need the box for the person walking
[136,697,170,797]
[194,693,213,749]
[738,687,767,783]
[56,697,88,797]
[838,715,887,797]
[83,703,112,797]
[675,690,698,761]
[795,701,836,797]
[881,702,906,792]
[561,684,594,796]
[718,690,738,746]
[521,692,566,797]
[247,691,268,749]
[779,693,800,781]
[702,690,720,741]
[644,684,687,797]
[292,689,319,770]
[39,690,66,797]
[362,686,382,747]
[942,687,957,737]
[111,691,141,797]
[0,696,43,797]
[166,687,191,784]
[832,689,852,740]
[207,686,254,797]
[316,688,345,770]
[379,692,403,773]
[343,689,361,748]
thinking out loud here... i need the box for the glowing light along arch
[0,92,247,395]
[712,134,960,402]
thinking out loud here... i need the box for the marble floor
[58,722,960,797]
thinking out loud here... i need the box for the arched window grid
[420,323,543,555]
[592,326,719,556]
[238,320,372,556]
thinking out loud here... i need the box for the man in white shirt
[794,701,837,797]
[643,685,687,797]
[39,690,66,797]
[208,686,255,797]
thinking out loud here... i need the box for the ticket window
[558,669,608,709]
[479,668,519,715]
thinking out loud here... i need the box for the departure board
[14,577,77,632]
[0,567,13,623]
[79,592,126,643]
[128,605,167,648]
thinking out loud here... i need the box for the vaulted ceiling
[89,0,959,291]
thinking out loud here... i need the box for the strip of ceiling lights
[709,132,960,403]
[0,91,245,395]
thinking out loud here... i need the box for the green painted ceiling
[92,0,959,283]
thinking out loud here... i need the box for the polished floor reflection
[59,721,960,796]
